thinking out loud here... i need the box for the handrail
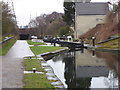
[0,37,14,45]
[97,36,120,44]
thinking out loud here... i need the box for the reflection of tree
[89,51,120,88]
[76,78,91,89]
[95,51,120,77]
[64,57,76,88]
[64,51,91,89]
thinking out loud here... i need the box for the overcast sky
[13,0,65,26]
[5,0,115,26]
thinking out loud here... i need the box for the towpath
[2,40,34,88]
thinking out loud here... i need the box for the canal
[43,49,120,88]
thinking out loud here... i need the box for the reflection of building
[75,2,109,38]
[76,66,109,78]
[75,50,107,66]
[75,50,109,78]
[74,50,109,88]
[74,49,119,88]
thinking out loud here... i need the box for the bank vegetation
[79,2,120,49]
[1,1,18,39]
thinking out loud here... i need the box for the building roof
[75,3,109,15]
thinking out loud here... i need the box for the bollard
[92,50,95,57]
[81,48,84,53]
[92,37,96,46]
[81,40,84,48]
[32,68,36,73]
[30,56,32,59]
[53,40,56,46]
[53,42,56,46]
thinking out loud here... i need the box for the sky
[4,0,116,26]
[13,0,65,26]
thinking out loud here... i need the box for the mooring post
[29,56,32,59]
[32,68,36,73]
[54,42,56,46]
[92,50,95,57]
[81,40,84,48]
[80,40,84,53]
[53,40,56,46]
[53,38,56,46]
[92,37,96,46]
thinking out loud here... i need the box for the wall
[75,15,106,38]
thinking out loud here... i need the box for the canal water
[43,49,120,88]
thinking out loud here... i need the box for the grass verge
[27,40,47,45]
[23,46,65,88]
[0,39,16,56]
[30,46,65,55]
[24,73,54,88]
[23,58,54,88]
[23,58,44,72]
[97,38,120,49]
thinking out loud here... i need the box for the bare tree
[46,19,66,36]
[2,1,18,36]
[29,12,66,37]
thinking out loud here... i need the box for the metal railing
[97,36,120,44]
[0,37,14,45]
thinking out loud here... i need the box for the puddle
[44,68,53,72]
[29,45,34,47]
[51,81,63,85]
[24,71,44,74]
[54,85,64,88]
[40,61,46,63]
[49,77,66,88]
[47,76,59,81]
[46,72,56,76]
[41,63,50,67]
[38,57,44,60]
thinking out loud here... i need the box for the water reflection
[45,49,120,89]
[95,51,120,77]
